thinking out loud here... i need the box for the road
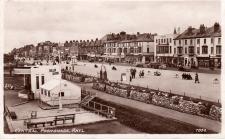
[79,83,221,133]
[72,61,221,102]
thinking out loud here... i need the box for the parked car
[178,65,191,72]
[135,63,144,68]
[147,62,161,69]
[159,64,167,69]
[88,59,94,62]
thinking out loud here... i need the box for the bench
[27,121,54,129]
[54,114,75,125]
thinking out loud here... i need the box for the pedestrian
[195,73,200,83]
[134,68,136,78]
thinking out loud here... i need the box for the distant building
[174,22,221,68]
[154,32,179,65]
[13,65,61,99]
[104,31,155,63]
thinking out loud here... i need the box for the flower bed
[91,81,221,121]
[62,70,94,83]
[209,105,221,121]
[130,90,151,103]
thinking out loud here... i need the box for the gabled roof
[41,79,62,91]
[175,24,221,40]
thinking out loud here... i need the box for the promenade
[71,62,221,103]
[78,83,221,133]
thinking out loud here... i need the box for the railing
[26,113,76,129]
[81,100,115,118]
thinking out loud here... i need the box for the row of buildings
[11,39,104,61]
[10,22,222,68]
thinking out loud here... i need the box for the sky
[4,0,221,53]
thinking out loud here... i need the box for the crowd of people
[182,73,192,80]
[4,83,15,90]
[129,68,137,82]
[139,70,145,78]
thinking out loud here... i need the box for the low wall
[92,82,221,121]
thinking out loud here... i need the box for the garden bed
[92,81,221,121]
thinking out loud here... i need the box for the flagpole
[58,49,62,111]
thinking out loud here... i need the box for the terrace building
[174,23,221,68]
[104,31,155,64]
[154,31,179,65]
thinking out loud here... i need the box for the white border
[0,0,224,139]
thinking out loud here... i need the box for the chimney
[214,22,220,32]
[199,24,206,34]
[173,28,177,34]
[177,27,181,34]
[137,32,140,35]
[187,26,193,34]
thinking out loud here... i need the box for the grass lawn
[92,97,216,134]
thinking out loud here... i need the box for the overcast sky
[4,0,221,53]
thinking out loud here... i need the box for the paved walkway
[73,62,220,103]
[79,83,221,133]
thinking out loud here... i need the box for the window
[189,46,194,54]
[36,76,39,89]
[197,47,200,54]
[197,39,200,44]
[45,90,47,96]
[124,48,127,54]
[216,45,221,54]
[41,76,44,85]
[169,46,172,54]
[167,38,169,44]
[211,47,214,54]
[170,38,172,43]
[174,40,176,45]
[218,38,221,44]
[202,46,208,54]
[179,40,181,45]
[147,48,149,53]
[161,39,163,43]
[211,38,214,44]
[48,91,50,97]
[138,47,142,53]
[185,47,187,54]
[59,92,64,97]
[190,39,193,45]
[156,39,158,43]
[204,39,206,44]
[185,40,187,45]
[41,89,43,94]
[174,48,176,54]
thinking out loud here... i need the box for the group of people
[139,70,145,78]
[182,73,193,80]
[129,68,137,82]
[181,72,200,83]
[4,83,15,90]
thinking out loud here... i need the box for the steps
[80,94,96,106]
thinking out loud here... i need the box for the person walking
[134,68,137,78]
[195,73,200,83]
